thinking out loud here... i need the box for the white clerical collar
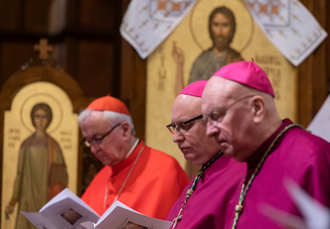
[125,138,140,159]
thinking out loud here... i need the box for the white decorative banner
[120,0,197,59]
[245,0,327,66]
[308,94,330,143]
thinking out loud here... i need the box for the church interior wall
[0,0,148,202]
[0,0,328,222]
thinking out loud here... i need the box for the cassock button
[108,190,113,195]
[111,178,116,183]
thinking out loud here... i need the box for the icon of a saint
[5,103,68,229]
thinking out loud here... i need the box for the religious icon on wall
[146,0,298,177]
[5,103,68,229]
[172,6,244,95]
[1,81,79,229]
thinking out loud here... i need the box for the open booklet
[80,200,172,229]
[21,188,172,229]
[21,188,100,229]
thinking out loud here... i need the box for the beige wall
[146,0,297,168]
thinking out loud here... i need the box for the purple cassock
[233,119,330,229]
[166,155,246,229]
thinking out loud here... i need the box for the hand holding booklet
[21,188,172,229]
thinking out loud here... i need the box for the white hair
[78,109,136,136]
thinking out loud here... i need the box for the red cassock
[233,119,330,229]
[81,140,190,220]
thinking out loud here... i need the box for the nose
[90,143,100,155]
[172,130,184,143]
[205,121,219,137]
[218,25,223,34]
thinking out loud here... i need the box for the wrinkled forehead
[172,94,202,121]
[202,77,235,99]
[201,77,244,112]
[80,114,111,138]
[80,111,107,129]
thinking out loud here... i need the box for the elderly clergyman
[201,61,330,229]
[78,95,189,219]
[166,81,245,229]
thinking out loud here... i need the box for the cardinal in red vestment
[78,95,189,219]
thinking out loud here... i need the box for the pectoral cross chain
[171,152,222,229]
[172,210,183,229]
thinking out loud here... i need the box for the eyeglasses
[166,114,203,134]
[81,122,122,147]
[204,95,255,126]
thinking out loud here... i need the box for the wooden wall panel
[0,0,122,201]
[120,0,147,141]
[63,38,79,81]
[326,1,330,95]
[25,0,52,33]
[0,0,21,31]
[76,41,114,97]
[80,0,114,31]
[0,42,34,88]
[297,0,328,127]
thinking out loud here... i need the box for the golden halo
[189,0,254,53]
[20,93,63,134]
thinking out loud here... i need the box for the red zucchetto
[87,95,130,115]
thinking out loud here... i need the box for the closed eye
[183,122,194,130]
[176,124,189,132]
[210,112,220,120]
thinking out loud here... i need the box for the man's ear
[120,121,131,140]
[251,96,265,123]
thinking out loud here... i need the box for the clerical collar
[245,119,292,169]
[125,138,140,159]
[111,139,142,175]
[232,121,304,229]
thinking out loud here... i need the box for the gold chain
[103,142,145,211]
[232,124,304,229]
[172,151,222,229]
